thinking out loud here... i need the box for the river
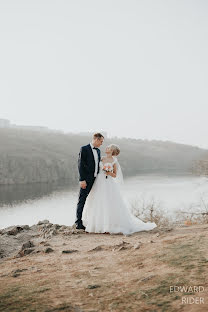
[0,174,208,229]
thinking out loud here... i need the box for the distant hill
[0,128,207,185]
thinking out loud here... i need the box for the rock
[88,246,103,252]
[87,284,101,289]
[45,247,54,253]
[40,241,51,246]
[21,241,35,250]
[116,240,130,247]
[53,224,62,230]
[0,249,6,258]
[17,248,35,257]
[45,223,54,228]
[3,224,30,236]
[37,220,50,225]
[6,226,24,236]
[63,229,84,235]
[12,273,20,278]
[161,227,173,232]
[117,246,128,251]
[21,225,30,230]
[62,249,78,254]
[134,242,142,249]
[30,224,38,231]
[59,225,68,230]
[141,275,156,282]
[11,269,27,277]
[24,248,35,255]
[12,268,28,274]
[51,229,57,235]
[112,240,131,251]
[15,240,35,258]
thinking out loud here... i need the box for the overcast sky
[0,0,208,148]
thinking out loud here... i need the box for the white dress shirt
[90,142,99,177]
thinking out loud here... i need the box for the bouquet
[103,165,113,179]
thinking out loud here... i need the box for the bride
[82,144,157,235]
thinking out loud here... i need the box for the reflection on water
[0,180,77,207]
[0,174,208,230]
[0,180,79,229]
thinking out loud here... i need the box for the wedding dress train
[82,158,157,235]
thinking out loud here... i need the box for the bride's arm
[107,163,117,178]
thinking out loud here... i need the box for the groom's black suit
[75,144,101,226]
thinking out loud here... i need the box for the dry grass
[0,224,208,312]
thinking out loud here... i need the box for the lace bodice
[99,158,117,171]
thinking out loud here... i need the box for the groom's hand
[80,180,87,189]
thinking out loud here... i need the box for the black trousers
[75,177,96,225]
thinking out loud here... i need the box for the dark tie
[93,147,100,174]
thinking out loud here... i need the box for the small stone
[134,243,142,249]
[45,247,54,253]
[7,226,24,235]
[12,268,28,273]
[21,241,35,250]
[21,225,30,230]
[12,273,20,278]
[38,220,50,225]
[53,224,62,229]
[51,229,57,235]
[118,246,127,251]
[88,246,103,252]
[17,248,35,257]
[62,249,78,254]
[116,241,130,247]
[24,248,35,255]
[0,249,5,258]
[141,275,155,282]
[46,223,53,228]
[87,284,101,289]
[39,241,50,246]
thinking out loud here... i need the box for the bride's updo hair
[108,144,120,156]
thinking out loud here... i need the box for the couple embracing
[74,133,157,235]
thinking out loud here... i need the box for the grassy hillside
[0,128,207,185]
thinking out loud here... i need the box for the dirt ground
[0,223,208,312]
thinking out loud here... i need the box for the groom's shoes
[75,222,86,230]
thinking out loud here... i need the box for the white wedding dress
[82,157,157,235]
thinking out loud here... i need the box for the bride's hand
[106,171,112,177]
[108,171,116,178]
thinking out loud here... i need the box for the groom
[74,133,104,230]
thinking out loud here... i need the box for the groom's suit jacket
[78,144,101,182]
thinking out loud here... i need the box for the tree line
[0,128,207,185]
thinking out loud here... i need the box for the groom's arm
[78,146,88,182]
